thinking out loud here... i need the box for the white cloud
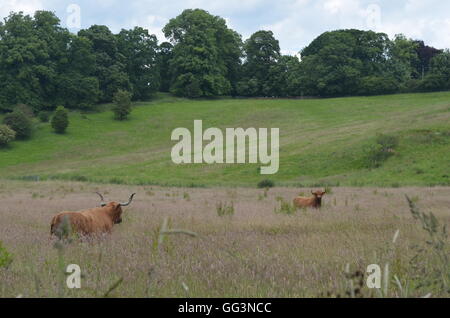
[1,0,450,51]
[0,0,44,19]
[183,0,264,14]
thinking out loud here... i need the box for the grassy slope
[0,92,449,187]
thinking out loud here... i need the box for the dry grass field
[0,180,448,298]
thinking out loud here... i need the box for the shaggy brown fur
[293,190,326,209]
[50,193,135,238]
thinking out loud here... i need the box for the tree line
[0,8,449,114]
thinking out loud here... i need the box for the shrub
[257,179,275,188]
[406,196,449,294]
[358,76,399,96]
[0,125,16,146]
[0,241,13,268]
[112,89,132,120]
[51,106,69,134]
[2,111,32,139]
[15,103,34,117]
[364,134,399,168]
[376,133,399,150]
[38,111,50,123]
[274,197,296,215]
[216,201,234,217]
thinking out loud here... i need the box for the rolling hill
[0,92,449,187]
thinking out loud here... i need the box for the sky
[1,0,449,55]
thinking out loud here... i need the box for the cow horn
[95,192,106,207]
[120,193,136,207]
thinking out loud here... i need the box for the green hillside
[0,92,449,187]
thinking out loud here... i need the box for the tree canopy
[0,9,449,113]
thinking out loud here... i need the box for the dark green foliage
[112,90,132,120]
[15,104,34,118]
[51,106,69,134]
[299,29,390,96]
[0,12,100,112]
[38,111,50,122]
[0,9,448,108]
[0,241,13,268]
[257,179,275,188]
[3,111,32,139]
[163,9,242,97]
[117,27,160,100]
[158,42,174,92]
[418,51,450,92]
[364,134,399,168]
[0,125,16,146]
[238,31,282,97]
[78,25,131,103]
[358,76,399,95]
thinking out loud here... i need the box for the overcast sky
[1,0,449,55]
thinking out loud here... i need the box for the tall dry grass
[0,180,448,297]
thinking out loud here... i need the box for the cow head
[96,192,136,224]
[311,190,326,205]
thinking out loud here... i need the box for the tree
[413,40,442,79]
[298,29,392,97]
[0,11,99,112]
[78,25,131,102]
[158,42,174,92]
[117,27,160,100]
[0,12,57,111]
[51,106,69,134]
[386,34,420,84]
[419,50,450,91]
[238,31,281,96]
[0,125,16,146]
[112,90,132,120]
[266,55,302,97]
[163,9,242,97]
[3,111,33,139]
[57,35,100,109]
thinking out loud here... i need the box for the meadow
[0,92,449,187]
[0,92,449,298]
[0,180,448,297]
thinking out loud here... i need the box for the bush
[418,73,449,92]
[0,241,13,268]
[0,124,16,146]
[257,179,275,188]
[358,76,399,96]
[51,106,69,134]
[364,134,399,168]
[112,89,132,120]
[38,111,50,123]
[274,197,296,215]
[2,111,32,139]
[15,103,34,117]
[216,201,235,217]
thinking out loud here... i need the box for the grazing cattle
[50,192,136,238]
[293,190,326,209]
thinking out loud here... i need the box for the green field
[0,92,449,187]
